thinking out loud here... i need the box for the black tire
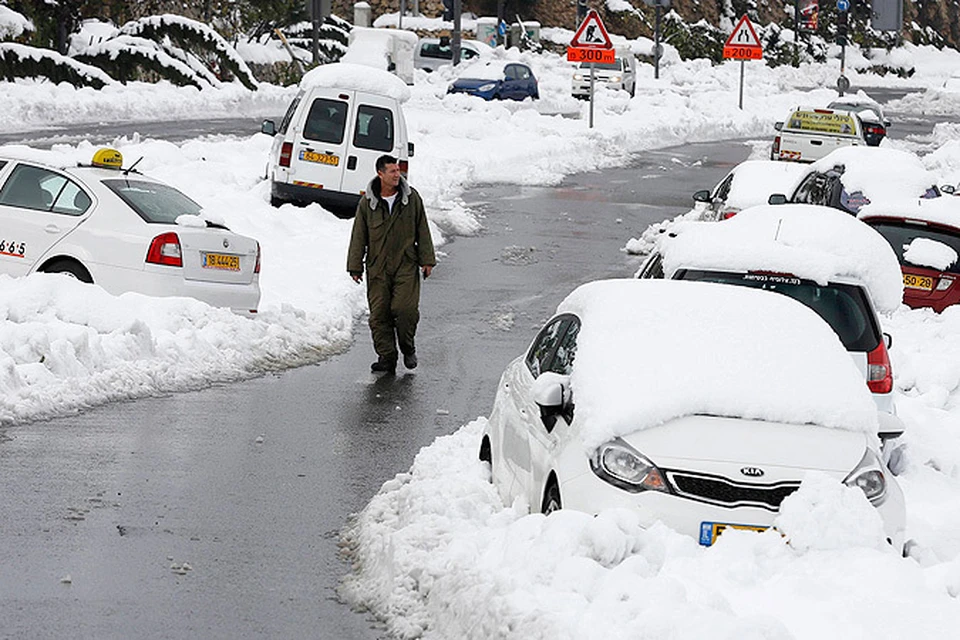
[541,478,561,515]
[270,194,284,208]
[479,436,491,464]
[43,259,92,284]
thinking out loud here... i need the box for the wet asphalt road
[0,85,942,638]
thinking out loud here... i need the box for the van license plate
[699,521,768,546]
[299,150,339,166]
[903,273,933,291]
[203,252,240,271]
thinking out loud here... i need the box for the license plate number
[903,273,933,291]
[203,252,240,271]
[299,150,339,166]
[699,521,768,546]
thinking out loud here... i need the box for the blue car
[447,62,539,101]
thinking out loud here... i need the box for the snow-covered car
[772,106,866,163]
[447,61,539,101]
[691,160,808,220]
[571,55,636,98]
[861,199,960,312]
[637,204,905,442]
[414,37,492,72]
[828,96,890,147]
[0,148,261,314]
[779,147,942,215]
[480,279,906,550]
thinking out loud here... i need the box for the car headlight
[573,73,583,80]
[610,75,622,83]
[478,83,497,92]
[590,438,670,494]
[843,449,887,505]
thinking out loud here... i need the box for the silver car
[414,37,492,73]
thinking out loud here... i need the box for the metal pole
[589,63,595,129]
[654,4,661,80]
[839,41,846,96]
[738,60,744,109]
[399,0,405,29]
[793,0,799,67]
[452,0,461,65]
[311,0,320,64]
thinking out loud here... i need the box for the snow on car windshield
[557,279,877,449]
[810,147,940,212]
[725,161,807,211]
[466,61,509,80]
[658,204,904,313]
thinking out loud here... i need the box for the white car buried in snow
[0,148,261,314]
[480,279,905,550]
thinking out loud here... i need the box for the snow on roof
[810,147,940,213]
[459,60,510,80]
[859,194,960,229]
[556,279,878,449]
[658,204,904,313]
[724,160,808,211]
[299,62,411,103]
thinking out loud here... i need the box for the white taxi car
[480,279,906,550]
[0,148,261,313]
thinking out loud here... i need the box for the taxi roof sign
[723,15,763,60]
[570,10,613,49]
[92,148,123,170]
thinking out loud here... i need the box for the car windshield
[867,220,960,275]
[103,178,202,223]
[578,61,621,71]
[675,269,881,352]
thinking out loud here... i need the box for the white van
[261,63,413,217]
[771,106,866,163]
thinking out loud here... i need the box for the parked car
[691,160,807,220]
[480,278,905,550]
[414,37,492,73]
[261,63,413,217]
[827,95,890,147]
[861,200,960,312]
[0,148,261,314]
[778,147,942,215]
[772,106,866,163]
[637,203,905,444]
[447,61,539,101]
[571,54,636,98]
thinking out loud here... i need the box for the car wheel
[42,259,92,284]
[479,436,492,478]
[541,477,561,515]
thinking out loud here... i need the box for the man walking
[347,155,436,374]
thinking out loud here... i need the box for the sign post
[722,15,763,110]
[567,9,614,129]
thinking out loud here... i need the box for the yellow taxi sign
[91,148,123,170]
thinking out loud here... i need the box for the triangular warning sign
[570,10,613,49]
[724,15,762,49]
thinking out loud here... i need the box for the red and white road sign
[570,10,613,49]
[723,15,763,60]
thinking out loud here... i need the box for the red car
[861,212,960,312]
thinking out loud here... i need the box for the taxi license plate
[903,273,933,291]
[203,252,240,271]
[699,521,768,546]
[299,150,339,166]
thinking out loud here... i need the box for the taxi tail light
[722,210,738,220]
[772,135,781,157]
[279,142,293,168]
[936,276,954,291]
[146,232,182,267]
[399,159,409,176]
[866,124,886,136]
[254,241,261,274]
[867,341,893,394]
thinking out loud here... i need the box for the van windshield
[303,98,348,144]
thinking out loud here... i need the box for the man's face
[378,163,401,188]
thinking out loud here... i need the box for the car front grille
[665,470,800,512]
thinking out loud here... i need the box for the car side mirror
[883,332,892,349]
[692,189,711,203]
[942,184,956,195]
[533,372,572,433]
[260,119,276,136]
[774,121,783,131]
[408,142,415,158]
[884,120,891,128]
[768,193,788,205]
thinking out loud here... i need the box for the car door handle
[44,224,60,234]
[347,156,357,170]
[810,140,822,146]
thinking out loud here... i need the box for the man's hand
[351,272,363,283]
[422,265,433,279]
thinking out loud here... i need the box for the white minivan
[261,63,413,218]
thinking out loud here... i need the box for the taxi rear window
[785,110,859,136]
[867,220,960,275]
[103,178,202,223]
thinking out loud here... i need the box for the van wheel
[541,477,561,515]
[270,195,283,208]
[42,259,92,284]
[479,436,493,482]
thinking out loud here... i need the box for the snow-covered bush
[0,4,32,41]
[74,35,206,89]
[0,42,112,88]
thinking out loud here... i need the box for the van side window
[354,105,394,152]
[303,98,348,144]
[279,95,302,135]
